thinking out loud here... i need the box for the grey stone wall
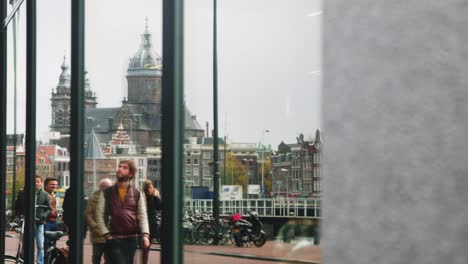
[323,1,468,263]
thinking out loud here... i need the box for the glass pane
[84,0,163,262]
[184,0,321,263]
[5,0,73,262]
[38,0,72,261]
[5,0,27,260]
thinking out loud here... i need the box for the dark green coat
[35,188,51,225]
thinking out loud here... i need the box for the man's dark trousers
[105,237,138,264]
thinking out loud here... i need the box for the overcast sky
[6,0,322,149]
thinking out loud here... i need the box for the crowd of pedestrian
[14,159,162,264]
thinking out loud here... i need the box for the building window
[314,167,320,178]
[314,181,320,192]
[139,159,144,166]
[64,174,70,188]
[193,169,200,176]
[186,158,191,165]
[193,158,199,165]
[139,170,144,180]
[203,152,211,160]
[314,153,320,164]
[149,159,159,166]
[186,167,192,176]
[203,179,212,188]
[193,177,200,186]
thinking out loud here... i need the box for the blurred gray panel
[323,1,468,263]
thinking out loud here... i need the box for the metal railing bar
[161,0,185,262]
[24,0,37,262]
[69,0,85,262]
[0,0,7,259]
[183,198,321,218]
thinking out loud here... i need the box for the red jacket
[47,192,58,222]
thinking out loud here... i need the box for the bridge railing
[184,198,321,219]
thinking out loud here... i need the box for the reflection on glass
[5,0,321,262]
[183,0,321,263]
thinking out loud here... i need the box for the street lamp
[243,158,254,197]
[281,168,288,198]
[269,171,273,197]
[260,129,270,195]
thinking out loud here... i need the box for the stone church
[50,24,204,151]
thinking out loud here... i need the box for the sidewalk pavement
[5,232,320,263]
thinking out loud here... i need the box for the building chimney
[206,122,209,137]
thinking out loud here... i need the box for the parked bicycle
[4,204,67,264]
[44,230,67,264]
[4,217,24,263]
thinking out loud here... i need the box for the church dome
[128,20,162,71]
[58,55,70,86]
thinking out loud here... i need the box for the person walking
[96,160,150,264]
[141,180,162,264]
[62,185,88,262]
[14,188,24,217]
[87,178,113,264]
[43,177,59,248]
[34,175,52,264]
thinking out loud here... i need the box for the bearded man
[96,160,150,264]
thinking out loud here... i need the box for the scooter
[231,211,266,247]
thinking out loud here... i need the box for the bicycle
[4,218,24,263]
[196,214,232,246]
[4,221,66,263]
[4,204,65,264]
[44,230,66,264]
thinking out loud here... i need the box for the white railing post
[184,198,321,218]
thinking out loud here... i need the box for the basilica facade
[50,24,204,152]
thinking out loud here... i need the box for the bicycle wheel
[4,255,20,263]
[191,222,202,244]
[197,222,215,245]
[183,228,195,244]
[219,225,232,245]
[45,248,63,264]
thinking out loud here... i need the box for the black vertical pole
[0,0,8,260]
[12,0,18,213]
[161,0,184,263]
[70,0,85,262]
[212,0,220,245]
[24,0,37,262]
[223,135,226,184]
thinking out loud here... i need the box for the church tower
[50,56,97,148]
[126,18,162,117]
